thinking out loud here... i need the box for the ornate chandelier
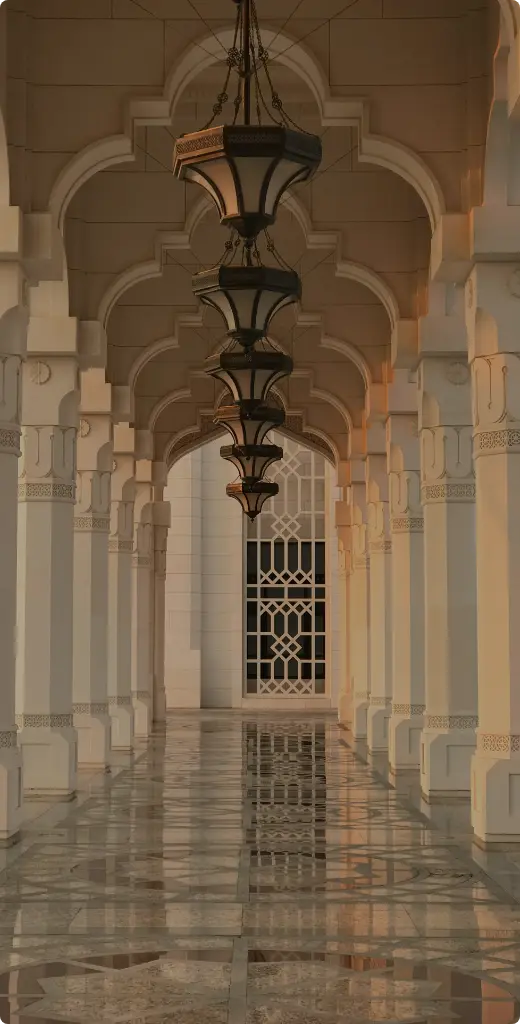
[173,0,322,518]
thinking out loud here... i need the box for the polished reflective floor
[2,714,520,1022]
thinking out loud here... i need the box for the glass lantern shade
[226,477,279,521]
[193,265,301,348]
[215,401,284,447]
[220,443,283,480]
[206,348,293,404]
[173,124,322,239]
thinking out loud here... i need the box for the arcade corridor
[1,714,520,1023]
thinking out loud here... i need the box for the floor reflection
[0,713,518,1022]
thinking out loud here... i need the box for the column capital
[465,262,520,361]
[18,424,77,503]
[472,352,520,458]
[0,353,22,456]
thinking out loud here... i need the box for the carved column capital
[109,499,134,551]
[472,352,520,458]
[0,354,22,457]
[420,424,475,504]
[18,425,77,503]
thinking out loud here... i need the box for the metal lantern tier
[214,400,284,447]
[220,442,283,480]
[226,477,278,521]
[173,124,322,240]
[206,347,293,404]
[193,265,300,348]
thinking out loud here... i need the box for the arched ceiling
[3,0,500,467]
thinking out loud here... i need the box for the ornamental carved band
[108,539,134,553]
[426,715,478,730]
[132,690,151,700]
[353,555,369,570]
[354,690,369,700]
[369,539,392,553]
[18,483,75,502]
[16,713,74,728]
[72,702,109,715]
[108,695,132,706]
[421,482,476,504]
[475,429,520,457]
[132,555,153,568]
[370,696,392,707]
[392,703,426,716]
[478,733,520,753]
[0,428,21,456]
[0,730,17,748]
[391,516,424,534]
[74,516,111,533]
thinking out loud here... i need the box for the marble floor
[3,715,520,1022]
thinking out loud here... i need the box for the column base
[367,702,391,753]
[109,703,134,751]
[338,692,352,728]
[352,698,368,739]
[471,750,520,845]
[0,745,23,844]
[389,714,424,772]
[153,681,167,725]
[132,693,152,738]
[420,726,476,801]
[73,711,110,769]
[19,726,77,800]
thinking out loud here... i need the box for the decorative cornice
[475,429,520,456]
[426,714,478,730]
[391,516,424,534]
[421,482,475,504]
[478,733,520,754]
[108,695,132,707]
[18,482,75,502]
[73,702,109,715]
[74,515,110,533]
[16,713,74,728]
[392,703,425,716]
[0,730,18,748]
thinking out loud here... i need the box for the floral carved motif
[421,482,475,504]
[392,704,425,716]
[391,516,424,534]
[0,428,20,454]
[73,703,109,715]
[17,714,73,728]
[108,695,132,706]
[478,733,520,753]
[18,482,75,502]
[0,730,17,748]
[74,515,110,532]
[426,715,478,730]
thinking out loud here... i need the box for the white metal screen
[245,436,327,697]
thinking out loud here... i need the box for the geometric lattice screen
[245,436,327,697]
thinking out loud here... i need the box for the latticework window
[245,436,327,697]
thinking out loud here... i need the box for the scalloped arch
[49,27,446,233]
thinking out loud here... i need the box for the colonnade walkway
[1,713,520,1022]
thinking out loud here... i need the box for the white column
[108,425,135,751]
[16,354,78,798]
[131,461,154,738]
[467,264,520,843]
[72,373,113,768]
[350,481,370,739]
[0,298,25,840]
[164,449,202,708]
[366,455,393,753]
[153,520,169,726]
[387,415,425,772]
[419,355,478,800]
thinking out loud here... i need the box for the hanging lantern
[193,265,300,348]
[174,124,321,240]
[207,346,292,404]
[215,400,284,447]
[220,442,283,480]
[226,477,278,521]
